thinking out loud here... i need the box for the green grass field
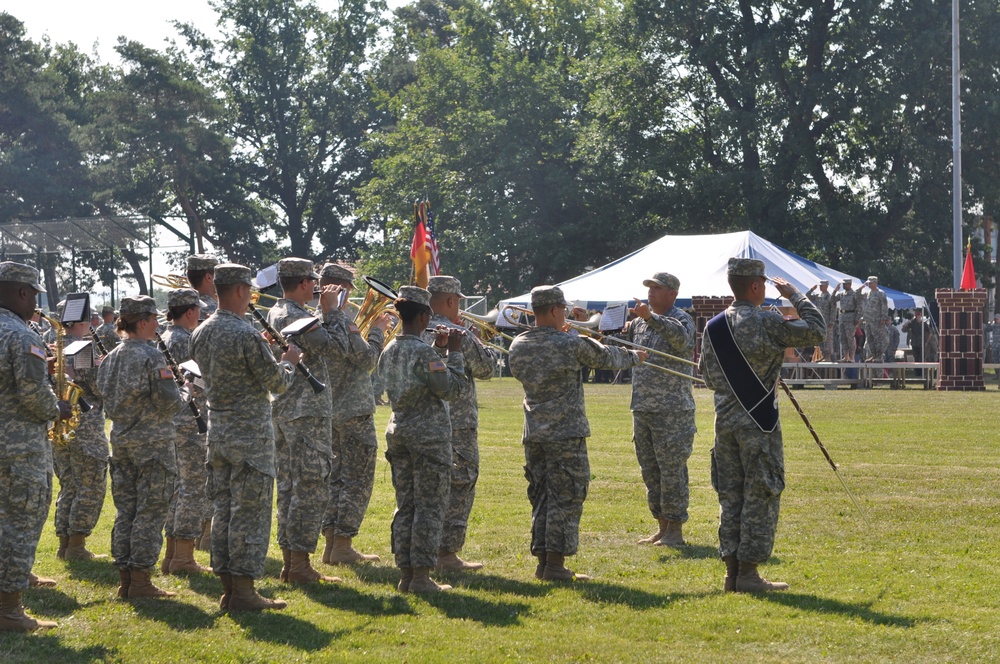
[3,381,1000,662]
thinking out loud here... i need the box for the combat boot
[127,569,177,599]
[542,553,591,581]
[116,567,131,599]
[57,535,68,560]
[321,528,335,564]
[655,521,685,547]
[218,573,233,611]
[196,519,212,552]
[407,567,451,593]
[397,567,413,592]
[329,535,380,564]
[0,591,57,632]
[64,533,106,561]
[286,551,341,584]
[637,517,668,545]
[279,547,291,582]
[168,539,212,574]
[735,562,789,593]
[228,575,287,612]
[28,572,57,588]
[722,555,739,593]
[436,551,483,572]
[160,537,175,574]
[533,552,546,580]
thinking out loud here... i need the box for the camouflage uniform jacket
[861,289,889,326]
[189,309,296,473]
[421,313,499,429]
[162,323,207,417]
[97,338,185,469]
[378,334,466,443]
[808,290,836,324]
[267,299,335,420]
[833,289,862,315]
[699,295,825,424]
[0,307,59,473]
[626,306,695,413]
[324,308,384,424]
[94,321,121,351]
[509,327,641,443]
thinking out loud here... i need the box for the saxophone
[36,309,86,446]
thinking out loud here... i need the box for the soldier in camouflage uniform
[267,258,340,585]
[509,286,645,582]
[421,275,499,572]
[187,254,219,320]
[0,262,62,632]
[97,296,186,600]
[699,259,825,593]
[626,272,696,548]
[378,286,468,593]
[833,278,862,361]
[806,280,838,360]
[54,316,109,561]
[159,288,212,575]
[319,263,389,565]
[190,263,300,612]
[94,305,120,351]
[860,276,890,362]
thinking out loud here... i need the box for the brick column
[691,295,733,362]
[935,288,987,391]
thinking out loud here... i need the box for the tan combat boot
[735,562,789,593]
[56,535,68,560]
[279,547,291,582]
[436,551,484,572]
[321,528,335,564]
[127,569,177,599]
[169,539,212,574]
[286,551,341,584]
[116,567,131,599]
[542,553,591,581]
[228,575,287,612]
[160,537,175,574]
[722,555,739,593]
[533,552,546,580]
[28,572,57,588]
[0,591,57,632]
[196,519,212,552]
[64,533,106,561]
[218,573,233,611]
[407,567,451,593]
[637,517,668,545]
[397,567,413,592]
[329,535,380,564]
[654,521,685,547]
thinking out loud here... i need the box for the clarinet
[247,304,326,393]
[154,332,209,434]
[89,325,110,357]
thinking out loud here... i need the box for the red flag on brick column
[960,237,977,290]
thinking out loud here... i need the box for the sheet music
[62,293,90,324]
[600,303,628,331]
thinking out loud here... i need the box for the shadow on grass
[299,582,416,617]
[657,543,719,561]
[23,587,92,617]
[228,610,345,651]
[435,572,553,598]
[0,633,112,664]
[177,571,222,601]
[758,592,918,628]
[420,591,531,627]
[63,560,118,587]
[573,580,707,610]
[351,564,407,590]
[129,596,218,631]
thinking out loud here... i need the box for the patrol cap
[120,296,158,317]
[167,288,201,309]
[187,254,220,271]
[820,279,829,286]
[319,262,355,286]
[642,272,680,290]
[397,285,431,307]
[867,275,878,283]
[727,258,766,278]
[842,277,852,285]
[101,304,115,315]
[428,275,465,297]
[214,263,253,286]
[530,285,567,309]
[0,261,44,292]
[277,257,320,280]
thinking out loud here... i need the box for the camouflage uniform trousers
[820,322,835,359]
[385,432,452,569]
[52,412,108,537]
[0,458,52,592]
[864,321,888,361]
[110,445,176,571]
[207,447,274,579]
[440,428,479,553]
[524,437,589,556]
[324,414,378,538]
[839,314,859,360]
[275,416,333,553]
[710,419,785,564]
[632,410,696,523]
[165,422,210,540]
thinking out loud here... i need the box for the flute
[154,332,209,434]
[247,304,326,394]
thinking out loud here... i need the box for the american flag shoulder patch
[29,345,47,361]
[428,359,446,372]
[159,368,175,380]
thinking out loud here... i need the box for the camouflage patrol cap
[530,285,567,309]
[727,258,766,277]
[428,275,465,297]
[120,295,158,317]
[167,287,201,309]
[319,263,355,286]
[842,277,852,285]
[398,285,431,307]
[214,263,253,286]
[100,304,115,315]
[820,279,829,286]
[277,257,320,280]
[0,261,44,291]
[867,275,878,283]
[642,272,680,290]
[186,254,220,271]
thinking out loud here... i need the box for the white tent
[498,231,927,319]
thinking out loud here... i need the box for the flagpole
[952,0,963,289]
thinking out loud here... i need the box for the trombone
[459,309,516,354]
[152,274,191,289]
